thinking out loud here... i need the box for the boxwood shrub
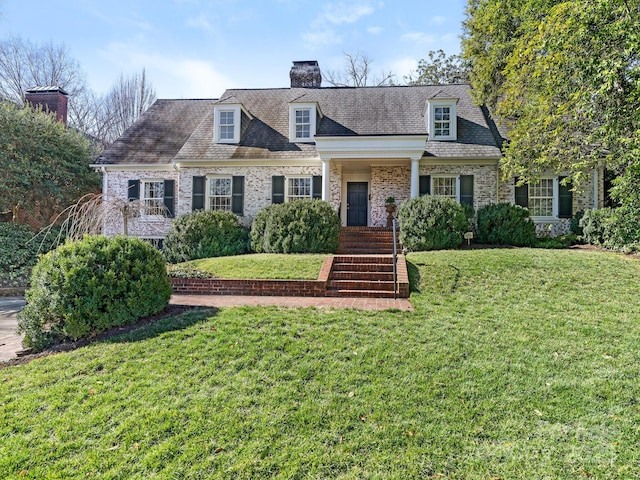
[476,203,537,247]
[18,235,172,352]
[581,207,640,252]
[250,199,340,253]
[397,196,468,251]
[163,210,249,263]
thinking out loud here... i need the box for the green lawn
[175,253,328,280]
[2,249,640,479]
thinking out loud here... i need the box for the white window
[434,106,451,137]
[287,177,312,201]
[219,111,235,141]
[214,105,241,143]
[427,99,458,141]
[529,178,555,217]
[432,176,458,200]
[208,177,232,211]
[289,104,317,142]
[142,180,165,216]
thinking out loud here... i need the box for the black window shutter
[128,180,140,201]
[192,176,205,211]
[460,175,474,206]
[272,176,285,204]
[163,180,175,217]
[232,176,244,215]
[558,176,573,218]
[312,175,322,199]
[514,178,528,208]
[419,175,431,196]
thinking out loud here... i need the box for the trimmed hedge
[18,235,172,352]
[476,203,537,247]
[250,199,340,254]
[163,210,249,263]
[397,196,468,251]
[0,222,61,288]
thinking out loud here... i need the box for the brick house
[94,61,603,241]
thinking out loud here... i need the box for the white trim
[426,99,458,141]
[341,172,371,227]
[431,174,460,202]
[284,175,313,202]
[205,175,233,211]
[528,177,559,221]
[92,164,176,171]
[316,135,427,161]
[214,105,241,143]
[289,103,317,142]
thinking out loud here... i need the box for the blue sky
[2,0,467,99]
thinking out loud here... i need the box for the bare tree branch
[324,51,395,87]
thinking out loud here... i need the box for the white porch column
[410,158,420,198]
[322,159,331,201]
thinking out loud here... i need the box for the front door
[347,182,368,226]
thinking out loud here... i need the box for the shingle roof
[98,85,504,165]
[96,99,216,165]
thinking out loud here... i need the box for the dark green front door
[347,182,368,226]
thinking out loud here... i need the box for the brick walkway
[170,294,414,311]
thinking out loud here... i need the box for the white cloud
[321,2,376,25]
[388,56,420,82]
[301,29,344,50]
[401,31,439,45]
[97,41,231,98]
[186,13,212,31]
[367,26,383,35]
[430,16,447,26]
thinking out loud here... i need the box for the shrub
[163,210,249,263]
[581,207,640,252]
[580,208,615,246]
[250,199,340,253]
[18,235,172,352]
[475,203,537,247]
[397,196,468,251]
[0,222,62,287]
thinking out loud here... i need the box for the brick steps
[327,254,404,298]
[337,227,401,255]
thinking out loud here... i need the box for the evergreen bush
[397,196,468,251]
[17,235,171,352]
[0,222,61,287]
[163,210,249,263]
[475,203,537,247]
[250,199,340,253]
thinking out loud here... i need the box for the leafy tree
[0,101,100,226]
[462,0,640,192]
[405,50,470,85]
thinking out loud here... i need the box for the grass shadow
[406,260,422,293]
[101,306,219,345]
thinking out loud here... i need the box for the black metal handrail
[392,218,398,299]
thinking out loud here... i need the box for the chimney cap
[25,86,69,96]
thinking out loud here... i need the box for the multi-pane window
[209,177,232,211]
[529,178,554,217]
[432,177,457,200]
[295,109,311,140]
[219,110,235,141]
[434,106,451,137]
[142,181,165,215]
[287,177,311,201]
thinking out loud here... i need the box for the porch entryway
[346,182,368,227]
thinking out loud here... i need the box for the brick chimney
[290,61,322,88]
[25,86,69,126]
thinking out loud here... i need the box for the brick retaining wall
[171,277,328,297]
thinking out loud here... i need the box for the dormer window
[214,105,241,143]
[426,98,458,141]
[289,103,318,142]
